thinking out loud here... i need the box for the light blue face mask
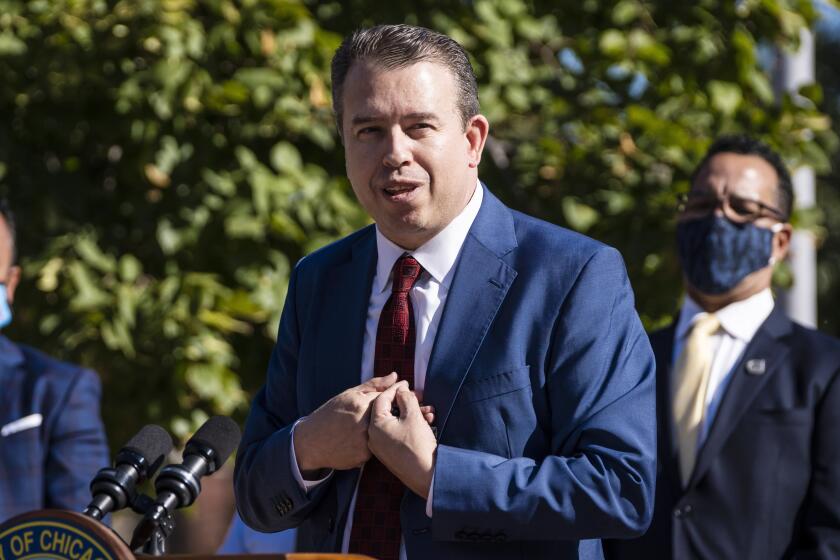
[0,283,11,329]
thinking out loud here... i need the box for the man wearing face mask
[606,135,840,559]
[0,199,109,522]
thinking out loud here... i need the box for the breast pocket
[745,406,813,425]
[445,366,534,458]
[459,366,532,403]
[0,427,42,471]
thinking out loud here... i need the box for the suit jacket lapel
[423,189,518,439]
[312,226,377,408]
[0,335,26,425]
[651,324,684,497]
[688,304,792,488]
[310,227,378,520]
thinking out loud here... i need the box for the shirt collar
[374,180,484,293]
[676,288,775,342]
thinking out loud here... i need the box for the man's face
[0,216,19,303]
[678,151,792,301]
[340,60,488,250]
[681,152,784,228]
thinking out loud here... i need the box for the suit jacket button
[683,504,693,516]
[673,507,682,518]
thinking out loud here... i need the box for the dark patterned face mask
[676,215,781,295]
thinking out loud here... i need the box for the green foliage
[311,0,836,325]
[0,0,835,444]
[0,0,368,444]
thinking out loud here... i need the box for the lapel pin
[745,359,766,376]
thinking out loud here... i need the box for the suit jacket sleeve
[791,366,840,558]
[432,246,656,540]
[234,262,332,531]
[45,366,109,511]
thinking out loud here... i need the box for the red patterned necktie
[348,254,423,560]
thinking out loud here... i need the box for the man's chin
[378,218,431,250]
[684,273,770,311]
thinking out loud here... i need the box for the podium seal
[0,511,131,560]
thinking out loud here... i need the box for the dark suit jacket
[606,305,840,559]
[0,334,109,522]
[235,188,658,560]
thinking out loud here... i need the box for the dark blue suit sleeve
[234,263,330,531]
[791,368,840,558]
[45,367,109,512]
[433,246,657,540]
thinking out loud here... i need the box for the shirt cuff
[290,419,333,493]
[425,467,435,518]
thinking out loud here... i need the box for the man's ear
[772,223,793,264]
[5,265,20,303]
[465,114,490,169]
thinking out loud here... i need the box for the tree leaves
[0,0,834,446]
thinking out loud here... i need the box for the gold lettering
[9,535,24,557]
[0,540,7,560]
[80,547,93,560]
[69,538,82,559]
[23,531,33,552]
[63,534,74,556]
[52,530,67,553]
[40,529,51,551]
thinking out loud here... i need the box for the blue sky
[818,0,840,36]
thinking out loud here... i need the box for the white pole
[776,29,818,328]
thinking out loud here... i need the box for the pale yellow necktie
[672,313,720,486]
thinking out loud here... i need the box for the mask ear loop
[767,222,787,265]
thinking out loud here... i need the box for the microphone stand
[139,516,174,556]
[131,495,176,556]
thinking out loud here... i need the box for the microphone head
[185,416,241,472]
[120,424,173,476]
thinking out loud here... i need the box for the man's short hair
[691,134,794,221]
[0,198,17,264]
[331,24,480,133]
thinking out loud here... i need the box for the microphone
[130,416,241,552]
[83,424,173,520]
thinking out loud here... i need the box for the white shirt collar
[676,288,775,342]
[374,181,484,293]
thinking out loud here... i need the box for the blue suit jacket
[0,335,109,522]
[235,189,657,559]
[605,305,840,559]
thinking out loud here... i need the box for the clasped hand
[293,372,437,498]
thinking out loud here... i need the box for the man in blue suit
[0,200,109,522]
[235,24,656,560]
[606,136,840,559]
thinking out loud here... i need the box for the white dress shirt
[290,182,484,557]
[672,288,775,446]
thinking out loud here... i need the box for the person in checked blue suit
[0,200,109,523]
[235,24,657,560]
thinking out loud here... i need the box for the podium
[0,510,372,560]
